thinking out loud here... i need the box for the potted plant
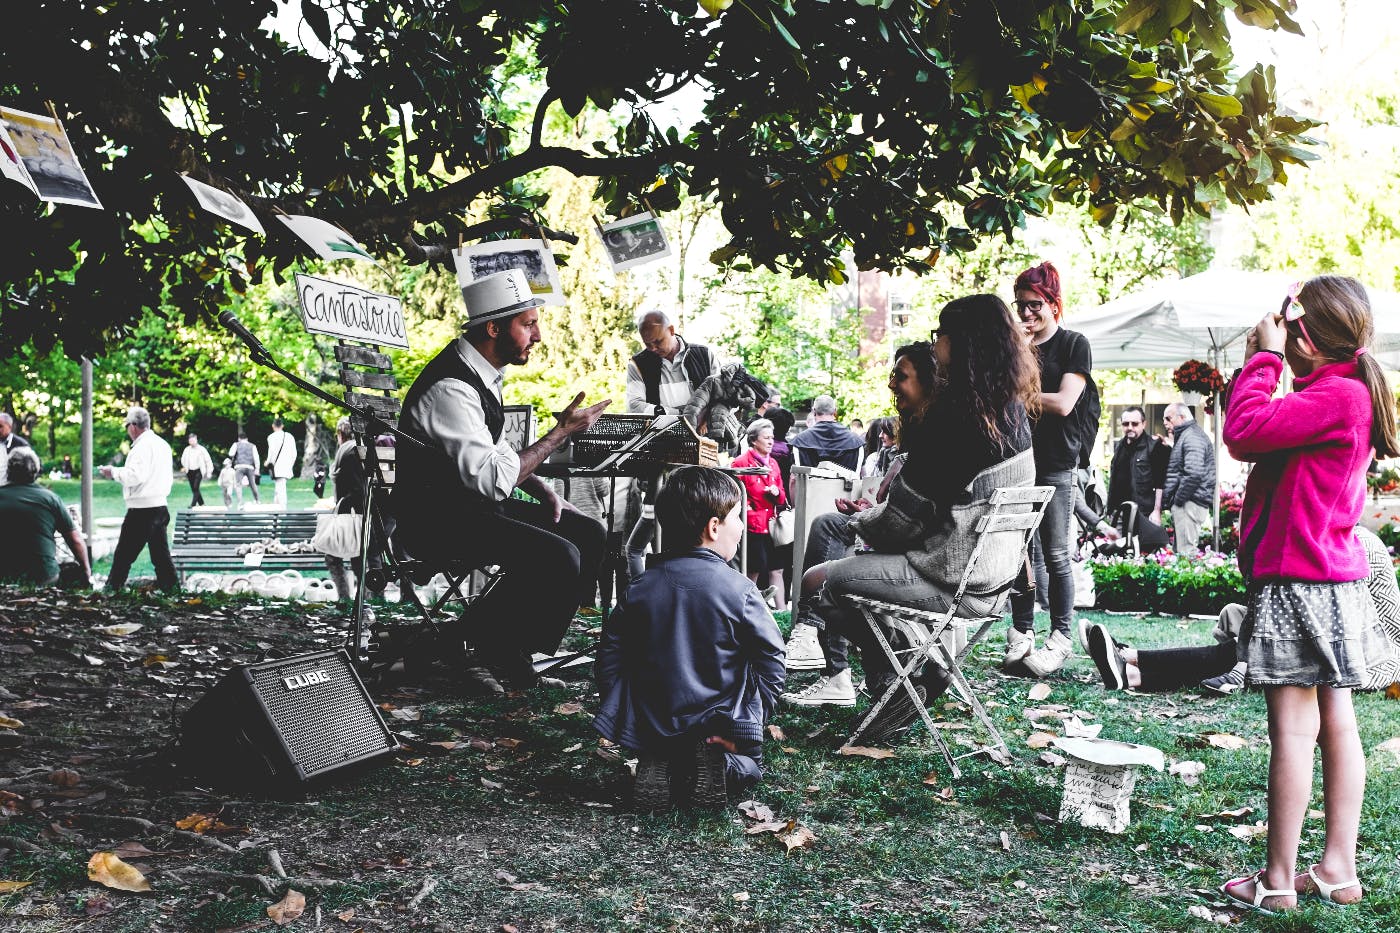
[1172,359,1226,406]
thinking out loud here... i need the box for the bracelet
[1260,349,1284,362]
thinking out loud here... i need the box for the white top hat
[463,269,546,327]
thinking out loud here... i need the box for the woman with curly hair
[1006,260,1095,677]
[799,295,1040,742]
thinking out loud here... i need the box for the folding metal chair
[845,484,1055,778]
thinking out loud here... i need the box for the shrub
[1089,550,1245,615]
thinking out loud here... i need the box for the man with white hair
[622,308,721,581]
[0,412,32,486]
[789,395,863,471]
[1163,401,1216,558]
[100,406,177,592]
[0,447,90,586]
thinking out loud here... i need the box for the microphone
[218,310,270,358]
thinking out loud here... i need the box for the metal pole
[1210,342,1222,552]
[81,357,94,550]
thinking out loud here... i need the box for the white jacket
[112,430,174,508]
[265,429,298,479]
[180,443,214,478]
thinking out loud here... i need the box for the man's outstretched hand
[557,392,611,436]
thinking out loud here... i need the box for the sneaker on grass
[1086,623,1127,691]
[781,669,856,707]
[1021,630,1073,677]
[1201,663,1247,696]
[633,755,672,812]
[783,622,825,671]
[855,683,927,746]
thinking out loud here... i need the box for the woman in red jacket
[732,418,789,609]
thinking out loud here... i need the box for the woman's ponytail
[1357,351,1399,458]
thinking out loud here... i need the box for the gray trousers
[1173,500,1209,557]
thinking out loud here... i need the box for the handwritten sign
[294,273,409,349]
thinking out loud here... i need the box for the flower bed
[1089,550,1245,616]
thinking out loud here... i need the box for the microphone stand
[218,316,428,667]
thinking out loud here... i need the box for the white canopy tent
[1073,269,1400,371]
[1073,269,1400,551]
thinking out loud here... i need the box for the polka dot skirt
[1239,579,1397,688]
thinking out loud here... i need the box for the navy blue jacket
[790,420,864,471]
[593,548,786,756]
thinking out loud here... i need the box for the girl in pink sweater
[1221,275,1398,913]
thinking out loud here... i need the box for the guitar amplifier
[179,649,398,792]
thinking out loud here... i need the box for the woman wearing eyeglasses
[1004,260,1094,677]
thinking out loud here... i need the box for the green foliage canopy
[0,0,1315,357]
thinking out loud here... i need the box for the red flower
[1173,359,1226,394]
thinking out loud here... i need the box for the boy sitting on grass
[593,466,786,811]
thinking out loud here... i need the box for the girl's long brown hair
[935,294,1041,446]
[1287,275,1399,458]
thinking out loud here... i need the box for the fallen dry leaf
[562,743,582,753]
[1385,681,1399,700]
[1226,822,1269,841]
[0,716,23,729]
[47,769,81,787]
[96,623,142,636]
[267,889,306,925]
[481,777,503,790]
[337,907,356,921]
[999,831,1012,851]
[1038,751,1067,768]
[84,894,115,917]
[1170,760,1206,786]
[1026,731,1056,749]
[113,841,156,860]
[0,881,33,893]
[554,702,585,715]
[738,800,775,822]
[1373,737,1400,763]
[174,813,235,834]
[744,819,790,835]
[1027,683,1051,702]
[1307,808,1326,820]
[87,852,151,892]
[1201,806,1255,822]
[390,707,421,721]
[1205,733,1248,751]
[922,770,940,786]
[767,724,785,741]
[837,745,896,759]
[496,737,524,749]
[777,822,817,853]
[930,786,956,805]
[429,741,459,750]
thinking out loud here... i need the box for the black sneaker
[1201,664,1247,696]
[687,740,729,811]
[633,755,672,812]
[1087,623,1127,691]
[857,683,927,745]
[460,665,505,697]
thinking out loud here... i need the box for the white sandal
[1220,871,1296,915]
[1304,866,1361,906]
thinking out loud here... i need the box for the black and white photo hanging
[596,211,671,273]
[179,175,266,236]
[453,238,565,306]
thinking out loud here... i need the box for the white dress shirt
[181,443,214,478]
[265,429,297,479]
[401,337,521,503]
[112,430,174,508]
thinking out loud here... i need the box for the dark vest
[631,342,713,408]
[396,341,505,518]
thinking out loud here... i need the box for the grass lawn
[3,599,1395,931]
[43,476,327,580]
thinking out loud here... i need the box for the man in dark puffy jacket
[789,395,863,471]
[1163,401,1216,557]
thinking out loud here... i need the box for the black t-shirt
[901,399,1031,514]
[1031,327,1093,473]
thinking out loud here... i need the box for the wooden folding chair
[845,484,1056,778]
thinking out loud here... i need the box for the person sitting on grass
[593,466,786,811]
[1087,525,1400,696]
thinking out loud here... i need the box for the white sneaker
[781,669,856,707]
[783,622,826,671]
[1022,630,1073,677]
[761,585,780,609]
[1004,626,1035,667]
[1077,616,1092,653]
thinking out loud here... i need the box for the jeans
[1010,468,1075,637]
[1136,640,1237,691]
[106,506,178,593]
[800,512,859,674]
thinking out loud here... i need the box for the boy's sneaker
[781,668,856,707]
[784,622,826,671]
[1201,663,1247,696]
[761,585,780,609]
[688,740,729,811]
[857,683,927,746]
[633,755,672,812]
[1003,626,1035,667]
[1086,623,1127,691]
[1021,630,1073,677]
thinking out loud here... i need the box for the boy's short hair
[655,466,742,551]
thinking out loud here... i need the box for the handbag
[768,506,796,547]
[312,500,363,559]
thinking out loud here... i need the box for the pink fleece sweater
[1224,354,1373,583]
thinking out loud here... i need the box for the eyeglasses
[1120,420,1142,428]
[1014,299,1045,313]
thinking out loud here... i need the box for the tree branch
[400,218,581,267]
[531,89,560,150]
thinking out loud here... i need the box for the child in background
[217,458,236,509]
[1219,275,1398,913]
[593,466,785,811]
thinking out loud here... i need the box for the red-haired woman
[1006,260,1095,677]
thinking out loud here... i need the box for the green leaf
[1197,92,1243,118]
[1248,151,1274,184]
[771,13,800,50]
[1114,0,1159,35]
[301,0,332,47]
